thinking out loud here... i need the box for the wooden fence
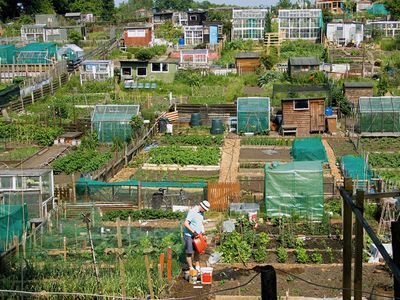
[207,182,241,212]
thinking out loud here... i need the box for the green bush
[103,209,185,222]
[218,231,252,263]
[277,247,288,263]
[310,252,323,264]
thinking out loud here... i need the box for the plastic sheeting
[340,155,372,190]
[264,161,324,220]
[237,97,270,134]
[0,204,28,253]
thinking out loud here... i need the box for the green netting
[264,161,324,220]
[0,204,28,253]
[76,178,207,207]
[15,42,57,64]
[291,137,328,162]
[0,44,15,64]
[237,97,270,134]
[367,3,389,15]
[340,155,372,190]
[92,105,140,143]
[358,97,400,133]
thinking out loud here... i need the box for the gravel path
[219,135,240,183]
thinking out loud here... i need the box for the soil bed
[168,264,393,299]
[240,147,292,162]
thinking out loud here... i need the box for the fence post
[343,177,353,300]
[354,190,364,300]
[392,221,400,299]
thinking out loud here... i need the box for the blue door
[210,25,218,45]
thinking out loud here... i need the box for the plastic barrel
[325,107,333,116]
[159,117,169,133]
[274,114,283,126]
[210,119,224,135]
[179,38,185,46]
[190,113,202,127]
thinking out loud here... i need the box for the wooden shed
[343,81,373,108]
[123,24,152,47]
[235,52,261,74]
[288,57,320,78]
[281,97,325,136]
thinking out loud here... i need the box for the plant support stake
[82,213,102,299]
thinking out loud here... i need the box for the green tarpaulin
[0,204,28,253]
[291,137,328,162]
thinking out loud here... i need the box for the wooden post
[167,246,172,282]
[354,190,364,300]
[391,221,400,298]
[32,223,36,249]
[22,230,26,258]
[159,253,165,282]
[127,216,131,235]
[138,181,142,209]
[118,255,127,300]
[13,236,19,257]
[71,173,77,203]
[116,218,122,248]
[63,236,67,262]
[343,177,353,300]
[145,255,154,299]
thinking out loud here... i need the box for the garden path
[17,145,68,168]
[322,139,342,181]
[219,135,240,183]
[109,167,136,182]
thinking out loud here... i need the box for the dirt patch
[167,264,393,299]
[240,147,291,162]
[110,167,137,182]
[219,137,240,183]
[328,138,359,157]
[132,169,219,181]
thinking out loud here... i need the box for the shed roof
[344,81,373,88]
[236,52,260,59]
[124,23,152,29]
[0,169,52,177]
[92,105,140,122]
[16,42,56,52]
[65,12,81,17]
[82,60,112,64]
[289,57,319,66]
[60,44,84,53]
[282,97,325,102]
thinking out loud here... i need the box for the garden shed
[0,44,15,64]
[291,137,328,162]
[264,161,324,220]
[15,42,57,64]
[281,97,325,136]
[92,105,140,143]
[343,82,373,108]
[288,57,320,78]
[80,60,114,85]
[357,96,400,135]
[0,169,54,219]
[57,44,84,61]
[235,52,261,74]
[236,97,270,134]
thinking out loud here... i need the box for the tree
[68,30,82,44]
[101,0,115,22]
[260,47,279,70]
[385,0,400,20]
[264,11,272,33]
[277,0,292,9]
[154,21,182,44]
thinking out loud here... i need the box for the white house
[326,22,363,46]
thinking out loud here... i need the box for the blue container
[274,114,283,126]
[179,38,185,46]
[325,107,333,116]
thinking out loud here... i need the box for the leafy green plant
[276,247,288,263]
[241,136,292,146]
[295,238,305,248]
[219,231,252,263]
[277,230,296,248]
[52,150,111,174]
[295,248,309,264]
[310,252,323,264]
[148,146,220,166]
[254,232,270,263]
[161,135,224,146]
[326,247,334,263]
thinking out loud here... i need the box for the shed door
[310,101,325,132]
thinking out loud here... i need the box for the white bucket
[200,267,213,284]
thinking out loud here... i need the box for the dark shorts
[184,235,194,254]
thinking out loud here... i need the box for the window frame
[293,100,309,110]
[121,67,132,76]
[137,67,147,77]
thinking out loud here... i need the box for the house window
[151,63,168,72]
[127,29,146,37]
[121,67,132,76]
[293,100,309,110]
[137,67,147,77]
[190,15,198,21]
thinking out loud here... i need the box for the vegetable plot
[148,146,220,166]
[368,152,400,168]
[161,134,224,146]
[241,136,293,146]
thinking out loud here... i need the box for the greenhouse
[357,96,400,135]
[15,42,57,64]
[236,97,270,134]
[92,105,140,143]
[0,204,28,253]
[0,44,15,64]
[340,155,372,190]
[57,44,84,61]
[264,161,324,220]
[0,169,54,219]
[291,137,328,162]
[278,9,323,41]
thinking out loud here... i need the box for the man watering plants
[183,200,210,271]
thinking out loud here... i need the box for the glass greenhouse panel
[237,97,270,134]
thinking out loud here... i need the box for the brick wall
[123,28,152,47]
